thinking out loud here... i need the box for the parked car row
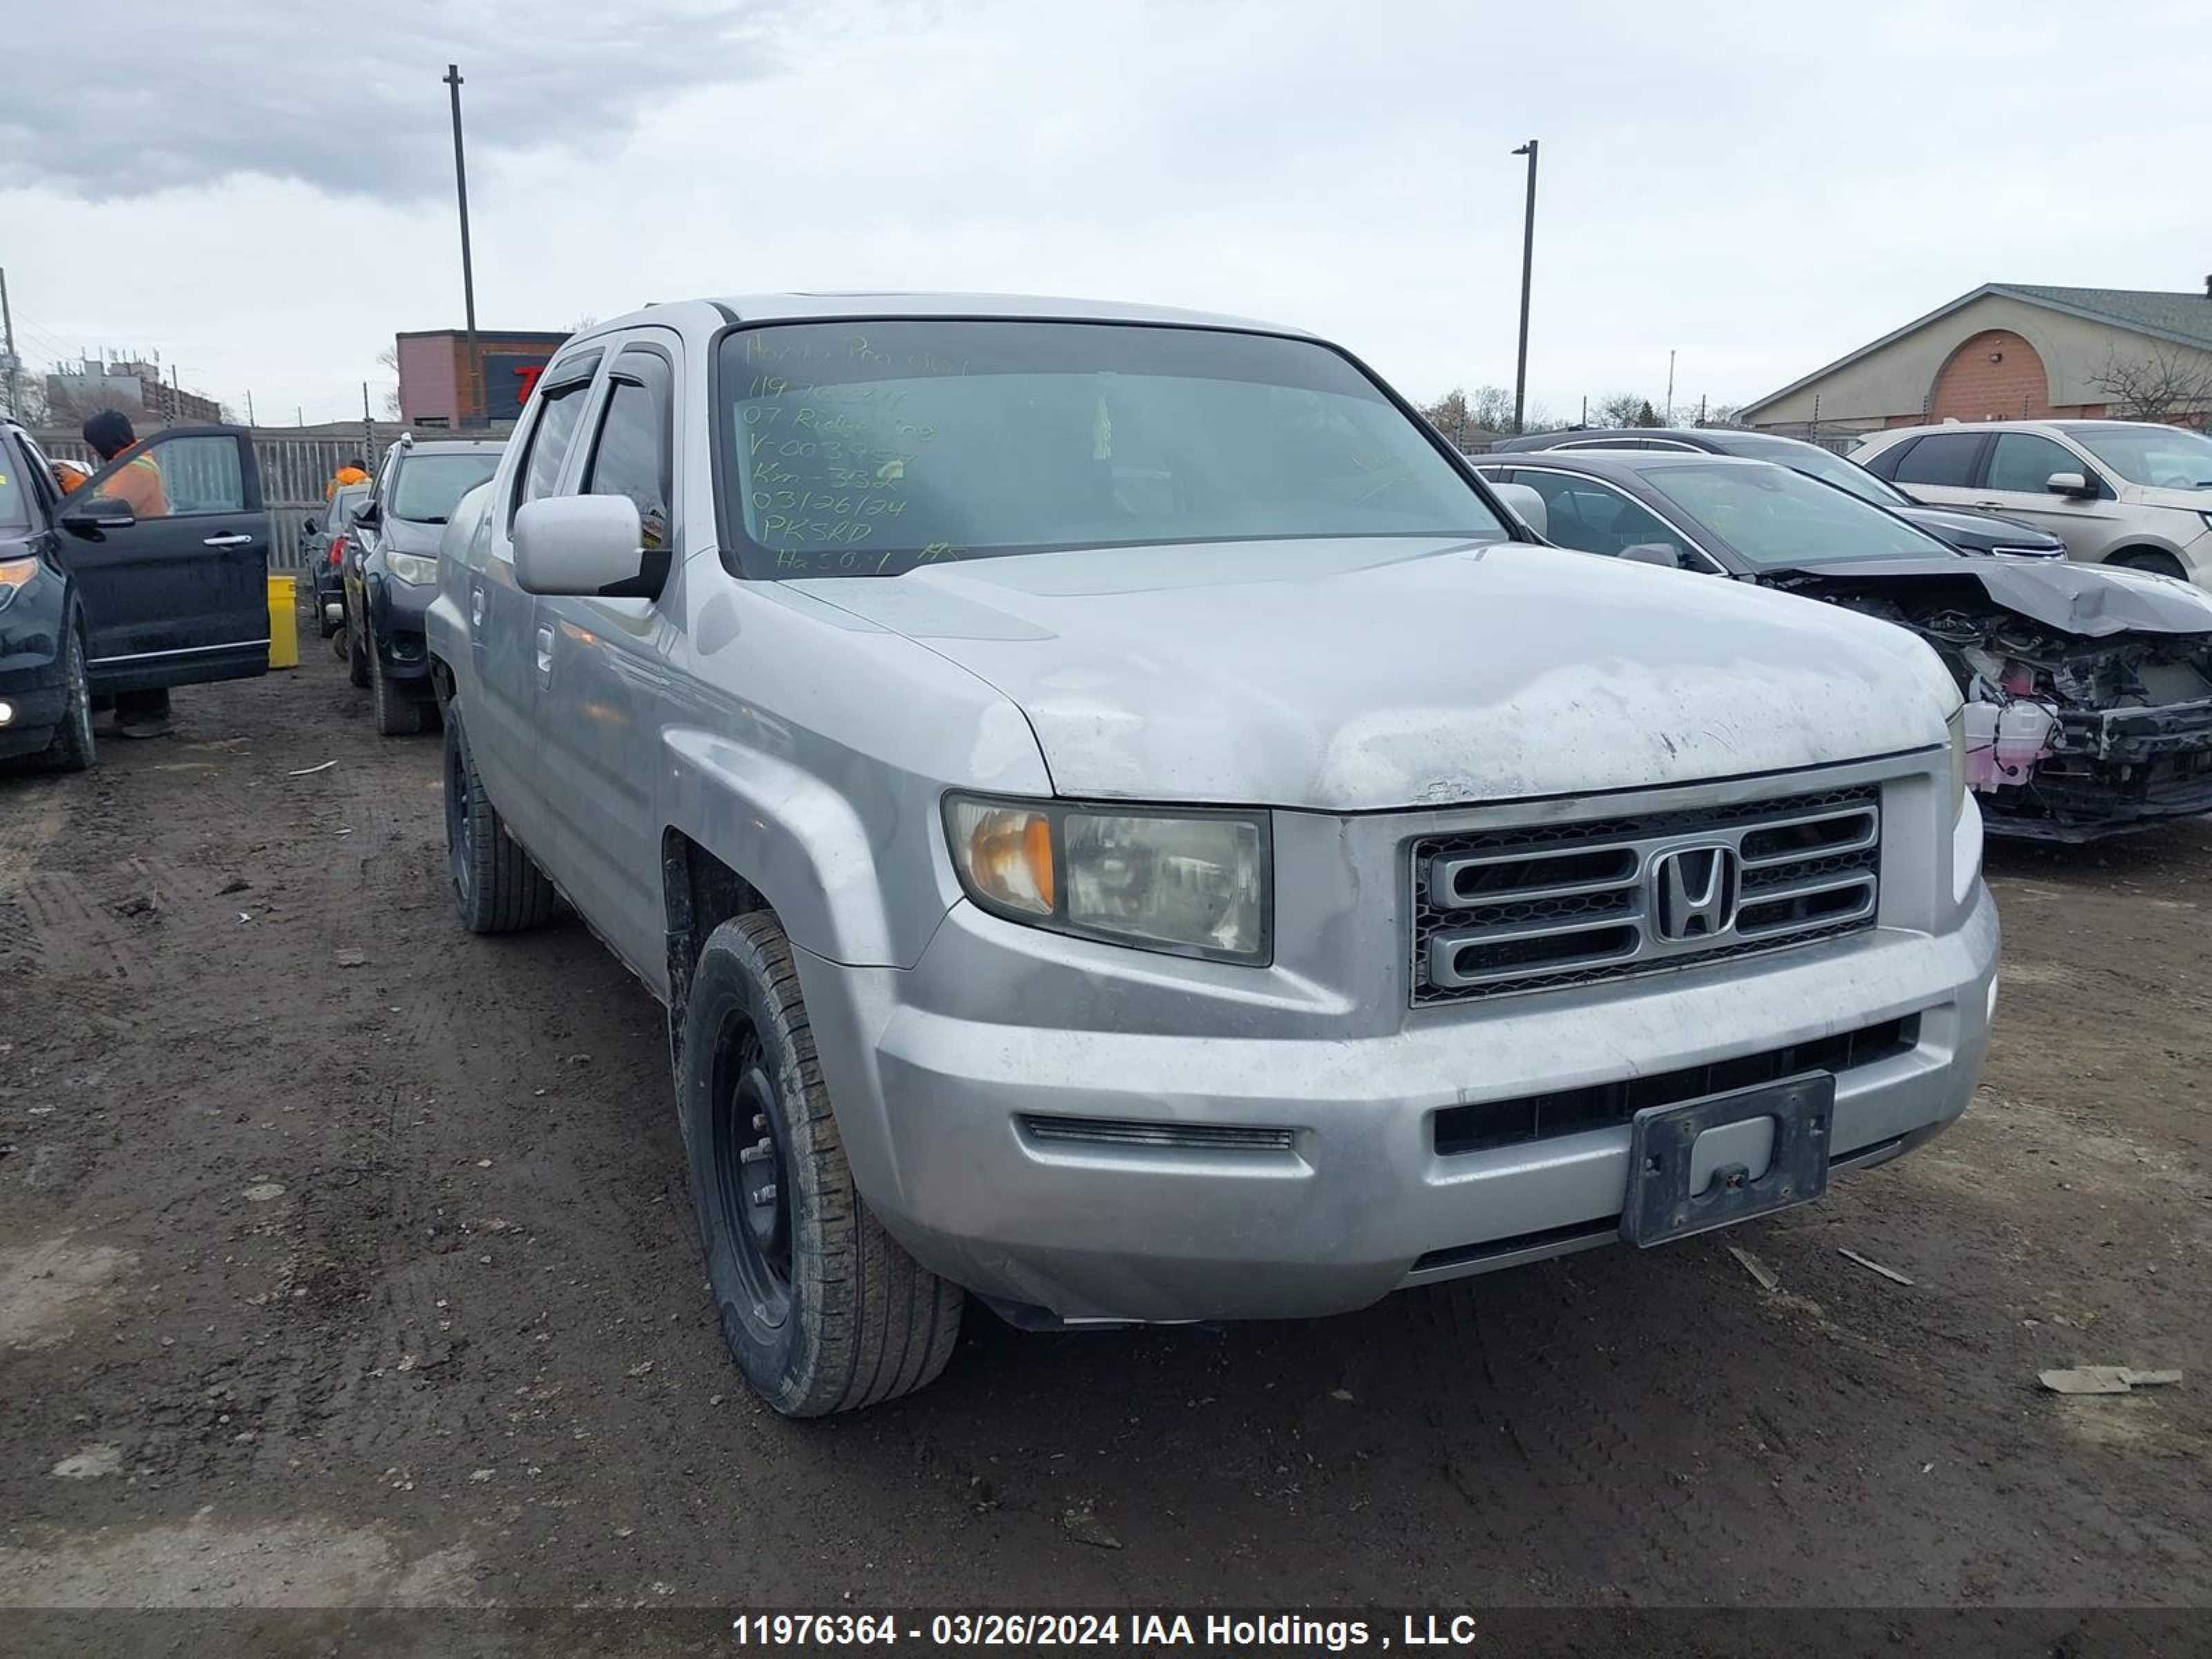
[418,294,1998,1416]
[333,433,504,735]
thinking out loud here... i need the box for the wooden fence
[37,429,403,572]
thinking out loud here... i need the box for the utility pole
[1510,139,1539,435]
[362,382,377,469]
[0,267,19,421]
[246,389,256,427]
[444,64,480,431]
[169,362,181,426]
[1665,349,1676,425]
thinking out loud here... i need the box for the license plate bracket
[1620,1072,1836,1248]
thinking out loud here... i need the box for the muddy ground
[1,643,2206,1645]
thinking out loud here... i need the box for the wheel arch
[2104,543,2191,578]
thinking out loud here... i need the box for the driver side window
[1517,474,1695,563]
[80,433,247,521]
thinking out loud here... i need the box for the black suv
[341,435,502,735]
[1487,427,2067,558]
[1,420,271,769]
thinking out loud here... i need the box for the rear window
[1888,433,1985,489]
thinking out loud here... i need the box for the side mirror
[354,500,382,527]
[2045,471,2093,498]
[303,516,321,536]
[1490,482,1548,540]
[1620,541,1686,569]
[514,494,646,596]
[61,496,136,535]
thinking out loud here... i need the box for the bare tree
[1421,384,1559,448]
[374,345,402,420]
[2088,345,2212,424]
[1594,392,1665,428]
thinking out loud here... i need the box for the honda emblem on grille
[1651,845,1738,941]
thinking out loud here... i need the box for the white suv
[1853,420,2212,585]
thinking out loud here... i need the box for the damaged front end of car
[1768,560,2212,842]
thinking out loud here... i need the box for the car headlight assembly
[385,551,438,586]
[0,556,39,612]
[1947,706,1967,823]
[944,794,1271,964]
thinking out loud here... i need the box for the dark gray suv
[343,436,503,733]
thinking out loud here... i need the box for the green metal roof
[1995,284,2212,350]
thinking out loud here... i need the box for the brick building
[1740,282,2212,439]
[395,328,571,429]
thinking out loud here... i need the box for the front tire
[443,708,558,934]
[39,621,96,774]
[679,912,962,1416]
[2112,548,2188,581]
[371,639,425,736]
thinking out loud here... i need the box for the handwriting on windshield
[740,331,959,570]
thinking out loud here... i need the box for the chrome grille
[1410,785,1880,1005]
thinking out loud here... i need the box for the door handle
[471,586,486,627]
[534,624,554,682]
[203,533,253,547]
[1974,500,2002,509]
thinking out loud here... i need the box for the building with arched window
[1739,282,2212,441]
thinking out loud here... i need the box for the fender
[660,723,933,970]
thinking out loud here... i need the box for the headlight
[385,551,438,585]
[1947,706,1967,823]
[944,794,1271,963]
[0,556,39,612]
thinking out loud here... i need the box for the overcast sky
[3,0,2207,427]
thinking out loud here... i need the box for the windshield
[330,484,368,525]
[0,449,25,529]
[718,319,1506,577]
[2062,424,2212,489]
[1640,461,1956,567]
[391,453,498,523]
[1730,436,1905,508]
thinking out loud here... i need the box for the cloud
[2,0,785,201]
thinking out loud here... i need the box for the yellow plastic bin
[267,575,300,670]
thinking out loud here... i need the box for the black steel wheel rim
[712,1020,794,1331]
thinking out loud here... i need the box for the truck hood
[794,538,1958,811]
[1775,555,2212,638]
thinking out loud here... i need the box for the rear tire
[2112,548,2188,581]
[39,621,96,774]
[346,597,371,688]
[679,912,962,1416]
[443,708,558,934]
[371,641,425,736]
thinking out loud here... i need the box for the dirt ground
[1,642,2206,1635]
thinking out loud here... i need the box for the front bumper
[0,606,68,757]
[800,874,1998,1325]
[366,573,435,686]
[1985,695,2212,841]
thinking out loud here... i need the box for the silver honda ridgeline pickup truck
[426,294,1997,1415]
